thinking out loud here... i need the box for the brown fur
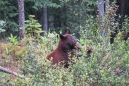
[47,29,80,67]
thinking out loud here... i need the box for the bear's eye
[67,42,74,47]
[70,42,76,47]
[73,42,76,46]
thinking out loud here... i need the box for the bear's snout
[74,43,81,49]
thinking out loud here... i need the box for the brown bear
[46,29,81,67]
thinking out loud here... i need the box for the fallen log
[0,66,28,79]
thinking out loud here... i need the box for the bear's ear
[66,29,71,34]
[60,34,66,40]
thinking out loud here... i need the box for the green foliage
[2,34,19,57]
[55,0,97,36]
[26,0,60,10]
[122,17,129,39]
[25,15,43,42]
[8,34,18,46]
[0,29,128,85]
[0,72,12,86]
[0,20,6,33]
[0,0,18,37]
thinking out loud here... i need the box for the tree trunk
[98,0,110,47]
[0,4,2,40]
[61,6,67,27]
[42,6,48,35]
[97,0,105,37]
[97,0,104,17]
[18,0,25,40]
[105,0,109,12]
[54,8,61,28]
[0,33,2,40]
[119,0,125,29]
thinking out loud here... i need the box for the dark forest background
[0,0,129,40]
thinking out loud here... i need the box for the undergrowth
[0,5,129,85]
[0,30,129,86]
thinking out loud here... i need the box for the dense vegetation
[0,22,129,85]
[0,0,129,86]
[0,0,97,38]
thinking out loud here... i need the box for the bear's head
[58,29,81,52]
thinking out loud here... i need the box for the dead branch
[0,66,28,79]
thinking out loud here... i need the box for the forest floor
[0,40,23,78]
